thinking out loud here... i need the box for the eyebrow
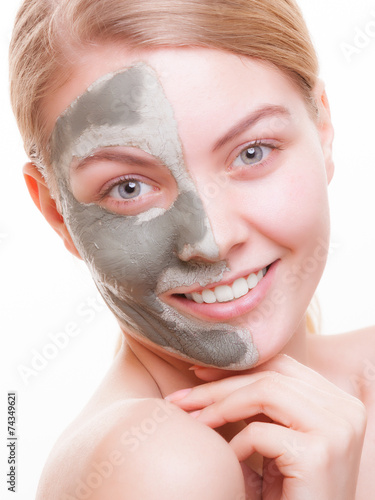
[72,104,291,170]
[72,151,159,172]
[212,105,292,152]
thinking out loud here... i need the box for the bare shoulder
[309,325,375,399]
[36,398,246,500]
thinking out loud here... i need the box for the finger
[240,462,263,500]
[194,354,355,400]
[262,458,283,500]
[232,422,363,500]
[235,427,313,500]
[190,365,243,382]
[250,354,353,399]
[188,374,350,431]
[254,356,366,423]
[168,370,355,424]
[166,371,273,409]
[229,421,310,467]
[182,355,362,415]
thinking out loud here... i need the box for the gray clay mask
[49,63,258,369]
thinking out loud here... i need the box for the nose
[177,230,220,262]
[174,187,249,262]
[174,190,220,262]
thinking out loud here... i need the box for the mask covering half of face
[49,63,259,369]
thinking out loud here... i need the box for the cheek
[60,189,173,297]
[61,185,216,294]
[246,156,330,250]
[281,172,329,242]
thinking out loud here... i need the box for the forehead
[49,63,196,196]
[46,46,306,145]
[50,65,162,166]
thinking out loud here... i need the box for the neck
[122,334,205,398]
[281,314,309,365]
[120,314,310,398]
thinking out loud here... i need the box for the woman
[9,0,373,498]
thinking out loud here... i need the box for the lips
[164,260,278,322]
[185,266,270,304]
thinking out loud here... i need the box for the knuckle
[330,414,365,455]
[206,382,216,398]
[200,382,218,405]
[246,420,265,442]
[353,400,368,431]
[262,371,283,392]
[308,437,330,468]
[342,399,368,439]
[332,419,355,449]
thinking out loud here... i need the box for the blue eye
[233,144,273,167]
[109,179,153,200]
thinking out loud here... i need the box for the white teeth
[187,266,269,304]
[258,268,266,279]
[191,292,204,304]
[232,278,249,299]
[247,273,258,289]
[201,289,216,304]
[214,285,234,303]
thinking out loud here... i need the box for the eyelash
[230,139,283,171]
[97,174,155,204]
[93,139,282,206]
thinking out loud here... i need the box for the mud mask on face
[49,63,258,369]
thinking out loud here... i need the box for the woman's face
[45,46,332,369]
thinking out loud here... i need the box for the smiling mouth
[174,265,271,305]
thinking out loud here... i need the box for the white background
[1,0,375,498]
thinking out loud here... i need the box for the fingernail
[165,388,192,402]
[188,364,201,371]
[189,410,201,419]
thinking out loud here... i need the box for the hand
[166,355,367,500]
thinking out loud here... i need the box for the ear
[313,80,335,184]
[23,162,82,259]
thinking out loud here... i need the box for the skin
[24,46,374,499]
[41,46,334,368]
[49,62,256,369]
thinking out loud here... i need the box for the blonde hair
[10,0,319,186]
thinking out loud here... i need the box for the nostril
[177,240,220,262]
[175,224,221,262]
[178,243,199,262]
